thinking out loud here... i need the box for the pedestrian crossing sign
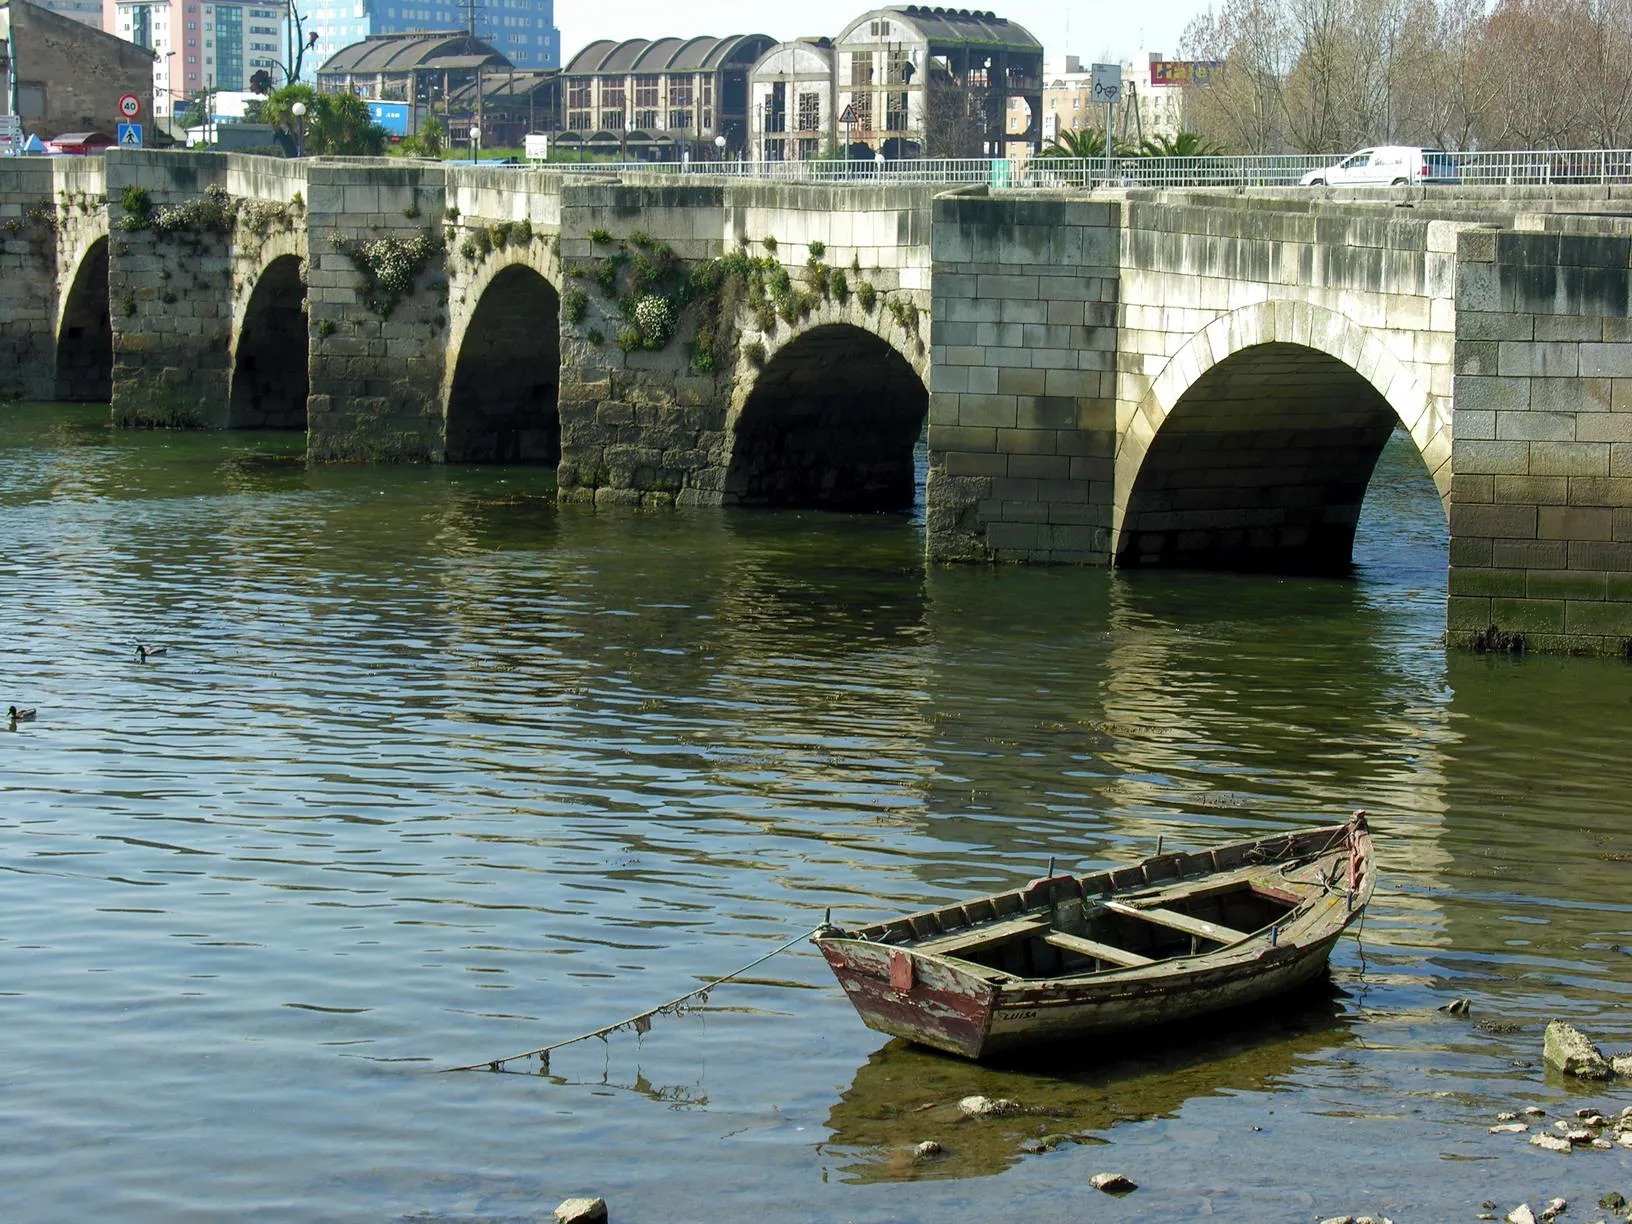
[118,123,143,148]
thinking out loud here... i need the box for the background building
[106,0,284,125]
[747,38,834,163]
[1031,53,1188,147]
[317,30,511,137]
[304,0,559,75]
[746,6,1041,162]
[558,34,774,160]
[21,0,99,26]
[2,0,154,139]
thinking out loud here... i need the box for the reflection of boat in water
[821,986,1356,1183]
[817,815,1373,1059]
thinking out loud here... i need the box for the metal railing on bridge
[512,149,1632,189]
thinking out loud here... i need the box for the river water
[1,402,1628,1223]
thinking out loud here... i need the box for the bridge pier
[1448,227,1632,653]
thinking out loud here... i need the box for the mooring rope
[439,922,828,1074]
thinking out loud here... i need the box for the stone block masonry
[927,191,1121,562]
[1449,227,1632,654]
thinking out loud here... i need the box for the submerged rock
[1490,1122,1529,1134]
[1544,1021,1615,1079]
[1540,1199,1567,1221]
[554,1198,608,1224]
[1522,1106,1548,1118]
[1090,1172,1137,1194]
[1507,1207,1537,1224]
[913,1140,945,1160]
[1529,1133,1573,1153]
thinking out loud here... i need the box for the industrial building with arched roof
[558,32,775,160]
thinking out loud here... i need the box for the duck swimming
[135,644,167,662]
[7,706,36,722]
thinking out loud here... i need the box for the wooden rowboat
[815,813,1374,1060]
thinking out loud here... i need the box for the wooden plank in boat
[1041,931,1155,967]
[1103,900,1251,946]
[914,913,1049,955]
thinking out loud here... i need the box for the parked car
[1301,146,1460,186]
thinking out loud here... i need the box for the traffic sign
[0,114,21,156]
[118,93,142,120]
[839,103,858,125]
[118,123,143,148]
[1090,63,1122,104]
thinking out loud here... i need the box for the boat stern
[817,937,998,1059]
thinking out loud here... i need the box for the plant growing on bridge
[631,296,676,347]
[333,228,444,318]
[118,186,154,231]
[563,288,588,325]
[1,200,57,237]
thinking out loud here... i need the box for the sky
[552,0,1216,69]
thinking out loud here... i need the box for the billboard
[366,101,411,137]
[1150,60,1224,87]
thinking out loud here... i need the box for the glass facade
[213,3,243,90]
[304,0,560,75]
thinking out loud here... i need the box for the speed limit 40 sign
[118,93,142,120]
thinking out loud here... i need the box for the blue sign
[365,101,410,137]
[118,123,143,148]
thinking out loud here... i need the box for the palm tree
[1035,127,1126,159]
[1136,132,1230,157]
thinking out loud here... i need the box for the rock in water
[958,1095,1019,1118]
[1507,1206,1536,1224]
[1090,1172,1137,1194]
[1612,1054,1632,1078]
[914,1140,944,1159]
[1543,1020,1614,1079]
[554,1198,608,1224]
[1528,1133,1573,1153]
[1489,1123,1528,1134]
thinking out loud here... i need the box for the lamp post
[291,100,306,157]
[714,133,725,163]
[469,123,480,163]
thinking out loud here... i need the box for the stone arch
[54,235,111,402]
[724,298,930,511]
[443,252,562,464]
[1115,300,1449,573]
[230,239,309,430]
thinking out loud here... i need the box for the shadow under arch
[55,236,111,402]
[230,253,308,429]
[1116,302,1448,575]
[725,322,928,511]
[446,263,560,464]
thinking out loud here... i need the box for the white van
[1301,146,1461,186]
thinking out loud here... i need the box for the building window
[885,91,906,131]
[849,52,873,87]
[666,75,692,131]
[849,92,872,130]
[869,18,891,35]
[699,75,713,130]
[796,91,819,132]
[886,50,911,85]
[633,74,658,128]
[567,79,590,109]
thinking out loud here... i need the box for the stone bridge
[4,151,1632,654]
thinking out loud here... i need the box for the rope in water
[439,922,828,1074]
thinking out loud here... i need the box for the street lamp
[714,133,726,162]
[469,123,480,163]
[291,100,306,157]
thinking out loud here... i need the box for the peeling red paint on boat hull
[821,940,996,1060]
